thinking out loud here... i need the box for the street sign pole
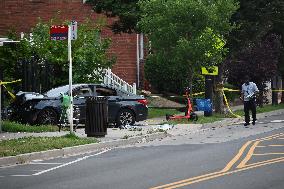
[50,24,75,133]
[0,83,2,133]
[68,25,74,133]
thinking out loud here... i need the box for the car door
[94,86,120,123]
[73,86,93,122]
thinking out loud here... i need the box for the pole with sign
[50,22,77,133]
[201,66,218,117]
[0,83,2,132]
[68,25,74,133]
[71,21,77,40]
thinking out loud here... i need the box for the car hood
[16,91,45,100]
[14,91,58,105]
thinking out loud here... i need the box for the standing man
[241,76,259,126]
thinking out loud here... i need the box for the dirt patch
[147,96,184,108]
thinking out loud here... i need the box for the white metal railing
[103,68,137,95]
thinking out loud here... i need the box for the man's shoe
[244,123,250,126]
[252,119,257,125]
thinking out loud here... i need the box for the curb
[0,132,168,167]
[1,109,283,167]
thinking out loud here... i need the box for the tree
[138,0,238,98]
[87,0,140,33]
[229,0,284,52]
[228,0,284,104]
[0,18,115,92]
[226,33,282,105]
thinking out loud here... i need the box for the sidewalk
[1,107,283,167]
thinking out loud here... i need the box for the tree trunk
[214,64,225,114]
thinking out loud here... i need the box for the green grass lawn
[0,133,98,157]
[167,113,225,125]
[233,103,284,117]
[149,103,284,125]
[2,121,59,133]
[148,107,181,119]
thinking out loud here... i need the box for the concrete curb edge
[0,132,168,167]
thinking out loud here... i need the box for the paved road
[1,113,284,189]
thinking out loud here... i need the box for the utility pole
[272,76,279,105]
[204,75,213,116]
[202,66,218,117]
[0,82,2,132]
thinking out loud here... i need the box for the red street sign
[50,25,68,40]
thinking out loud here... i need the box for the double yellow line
[150,133,284,189]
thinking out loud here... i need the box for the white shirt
[242,82,259,101]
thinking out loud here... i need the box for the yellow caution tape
[222,90,241,118]
[0,79,21,100]
[0,79,22,85]
[222,87,240,92]
[2,85,16,99]
[181,92,205,97]
[223,88,284,92]
[192,92,205,96]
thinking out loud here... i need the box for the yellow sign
[201,66,218,75]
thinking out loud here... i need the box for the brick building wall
[0,0,140,86]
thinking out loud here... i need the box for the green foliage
[64,133,80,139]
[0,135,98,157]
[167,114,225,125]
[139,0,238,93]
[147,108,180,119]
[229,0,284,51]
[0,18,115,88]
[87,0,140,33]
[145,54,205,93]
[229,0,284,76]
[2,121,58,133]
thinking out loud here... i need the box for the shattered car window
[45,85,86,97]
[45,85,69,97]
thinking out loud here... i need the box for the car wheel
[37,108,58,125]
[116,109,135,127]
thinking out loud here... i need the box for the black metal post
[272,76,278,105]
[204,75,213,116]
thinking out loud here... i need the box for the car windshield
[45,85,70,97]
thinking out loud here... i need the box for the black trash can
[85,97,108,137]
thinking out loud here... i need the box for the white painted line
[32,159,43,162]
[269,145,284,147]
[30,162,62,165]
[11,175,31,177]
[271,120,284,123]
[0,176,5,178]
[32,149,111,176]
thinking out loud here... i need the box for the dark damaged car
[8,84,148,127]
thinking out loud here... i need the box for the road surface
[1,113,284,189]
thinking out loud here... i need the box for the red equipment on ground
[166,87,198,121]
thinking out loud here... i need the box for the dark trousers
[244,100,256,124]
